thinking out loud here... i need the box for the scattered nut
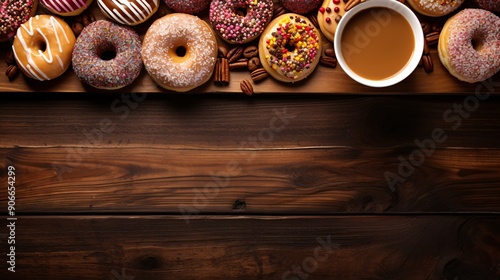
[71,22,84,37]
[307,13,320,29]
[5,65,19,81]
[273,4,286,19]
[247,57,261,72]
[227,46,244,63]
[229,61,248,70]
[243,45,259,59]
[320,56,337,68]
[5,49,15,66]
[240,79,254,96]
[422,54,433,73]
[218,45,228,58]
[324,47,335,58]
[250,68,269,83]
[421,22,432,35]
[425,31,440,46]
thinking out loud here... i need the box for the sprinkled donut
[12,15,76,81]
[40,0,92,16]
[72,20,143,89]
[317,0,348,42]
[97,0,160,26]
[164,0,210,14]
[259,13,322,82]
[438,9,500,83]
[142,14,218,92]
[209,0,274,44]
[474,0,500,12]
[280,0,322,14]
[0,0,38,42]
[407,0,465,17]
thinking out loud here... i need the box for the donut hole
[236,7,248,17]
[471,38,484,52]
[97,42,117,61]
[35,40,47,52]
[284,40,296,52]
[175,46,187,57]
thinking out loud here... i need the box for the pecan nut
[307,14,320,29]
[71,22,84,37]
[229,61,248,70]
[425,31,440,46]
[422,54,433,73]
[227,46,244,63]
[250,68,269,83]
[320,56,337,68]
[423,39,430,55]
[421,22,431,35]
[218,45,228,58]
[324,47,335,58]
[273,4,286,19]
[5,65,19,81]
[247,57,261,72]
[5,49,15,66]
[243,45,259,59]
[214,58,230,85]
[240,79,254,96]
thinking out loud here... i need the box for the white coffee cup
[334,0,424,87]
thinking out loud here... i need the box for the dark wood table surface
[1,1,500,279]
[1,91,499,279]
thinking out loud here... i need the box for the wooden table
[1,1,499,280]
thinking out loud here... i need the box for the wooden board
[0,216,499,280]
[1,2,499,94]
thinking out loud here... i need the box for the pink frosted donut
[40,0,92,16]
[209,0,274,44]
[72,20,143,90]
[438,9,500,83]
[279,0,322,14]
[164,0,210,14]
[474,0,500,12]
[0,0,38,42]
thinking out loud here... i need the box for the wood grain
[1,95,500,149]
[1,216,498,280]
[1,147,499,213]
[1,2,499,94]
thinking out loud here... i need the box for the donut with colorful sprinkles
[0,0,38,42]
[72,20,143,90]
[259,13,322,83]
[209,0,274,44]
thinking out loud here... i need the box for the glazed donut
[317,0,348,42]
[142,14,218,92]
[12,15,76,81]
[72,20,143,90]
[97,0,159,26]
[438,9,500,83]
[280,0,322,15]
[209,0,274,44]
[406,0,465,17]
[40,0,92,16]
[0,0,38,42]
[474,0,500,13]
[164,0,210,14]
[259,13,322,82]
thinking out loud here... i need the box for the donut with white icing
[12,15,76,81]
[97,0,159,26]
[40,0,92,16]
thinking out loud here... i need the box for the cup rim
[333,0,424,88]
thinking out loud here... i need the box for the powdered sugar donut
[280,0,322,14]
[438,9,500,83]
[474,0,500,12]
[164,0,210,14]
[0,0,38,42]
[98,0,160,26]
[407,0,465,17]
[40,0,92,16]
[209,0,274,44]
[142,14,218,92]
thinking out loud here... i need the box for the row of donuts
[3,0,500,90]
